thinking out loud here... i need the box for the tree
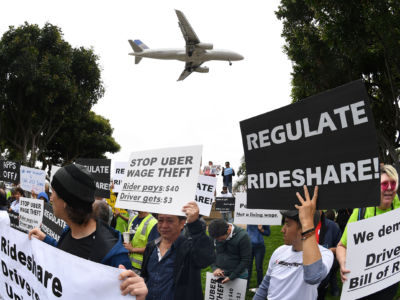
[276,0,400,167]
[233,156,247,192]
[0,22,117,167]
[41,111,120,168]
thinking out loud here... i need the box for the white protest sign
[20,166,46,194]
[115,145,202,215]
[195,175,216,216]
[50,165,61,183]
[0,224,135,300]
[112,162,128,193]
[204,272,246,300]
[234,193,282,225]
[341,208,400,300]
[19,197,44,231]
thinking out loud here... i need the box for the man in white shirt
[253,186,333,300]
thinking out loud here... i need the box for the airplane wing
[175,10,202,56]
[177,62,203,81]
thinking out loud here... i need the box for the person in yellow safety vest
[123,211,159,274]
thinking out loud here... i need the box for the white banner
[195,175,217,216]
[0,224,135,300]
[341,208,400,300]
[19,197,44,231]
[112,162,128,193]
[204,272,246,300]
[115,145,202,216]
[233,193,282,225]
[20,166,46,194]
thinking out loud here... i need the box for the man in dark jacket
[29,164,131,269]
[209,219,252,283]
[141,201,215,300]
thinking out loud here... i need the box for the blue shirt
[247,225,270,245]
[145,240,176,300]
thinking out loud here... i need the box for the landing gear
[229,60,232,66]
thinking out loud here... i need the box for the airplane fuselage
[129,48,243,63]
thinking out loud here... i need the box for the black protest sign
[75,158,111,198]
[240,80,380,210]
[215,197,235,212]
[8,211,27,233]
[0,160,20,184]
[40,203,66,241]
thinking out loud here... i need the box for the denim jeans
[247,243,266,288]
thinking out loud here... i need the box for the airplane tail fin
[128,39,149,64]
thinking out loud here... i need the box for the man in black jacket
[141,201,215,300]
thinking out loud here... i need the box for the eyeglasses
[381,180,396,191]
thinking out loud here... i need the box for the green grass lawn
[201,225,400,300]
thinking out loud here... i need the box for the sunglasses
[381,180,396,191]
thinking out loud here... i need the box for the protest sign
[341,209,400,300]
[204,272,246,300]
[203,165,221,176]
[40,203,66,241]
[112,162,128,193]
[115,145,202,216]
[240,80,380,209]
[0,160,20,184]
[20,166,46,194]
[195,175,217,216]
[234,193,282,225]
[7,211,27,233]
[0,224,135,300]
[215,197,235,212]
[18,197,44,231]
[50,165,61,183]
[75,158,111,198]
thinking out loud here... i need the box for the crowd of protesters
[0,161,399,300]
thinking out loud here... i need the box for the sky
[0,0,292,187]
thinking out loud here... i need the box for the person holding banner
[140,201,215,300]
[253,186,334,300]
[28,164,132,269]
[336,164,400,299]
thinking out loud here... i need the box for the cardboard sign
[112,162,128,193]
[203,165,221,176]
[0,224,135,300]
[195,175,217,216]
[234,193,282,225]
[20,166,46,194]
[215,197,235,212]
[40,203,66,241]
[341,209,400,299]
[18,197,44,231]
[115,145,202,216]
[240,80,380,209]
[75,158,111,199]
[0,160,20,184]
[204,272,246,300]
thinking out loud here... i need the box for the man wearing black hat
[29,164,132,269]
[253,186,333,300]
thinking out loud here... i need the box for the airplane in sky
[128,10,244,81]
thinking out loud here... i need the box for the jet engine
[194,66,209,73]
[196,43,213,50]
